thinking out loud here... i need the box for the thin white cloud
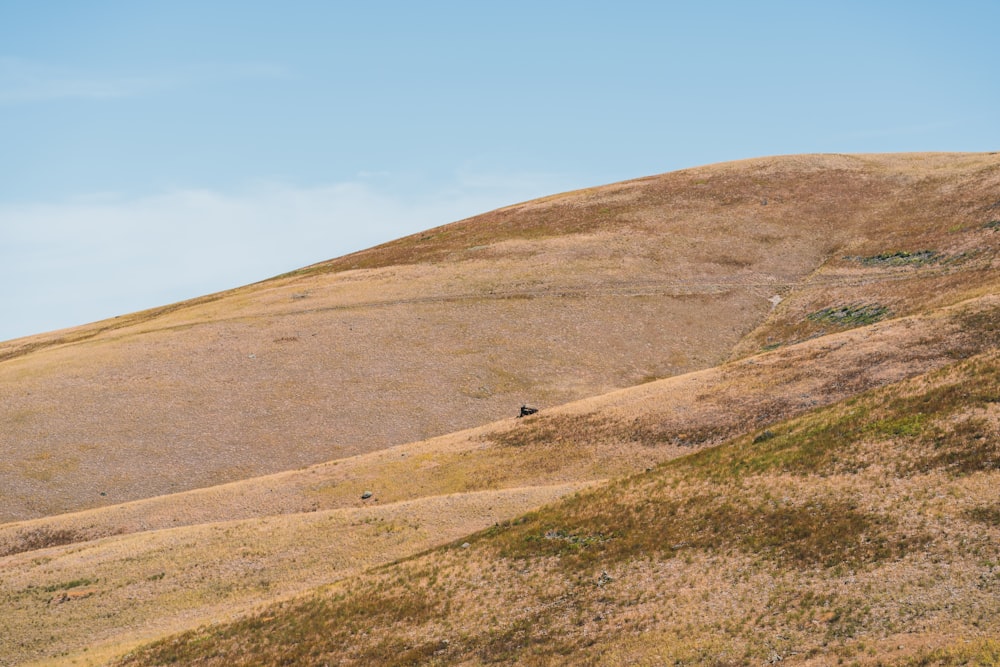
[0,57,163,102]
[0,57,289,104]
[0,172,572,341]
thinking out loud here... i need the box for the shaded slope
[115,347,1000,667]
[2,152,999,522]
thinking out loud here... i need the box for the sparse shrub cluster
[849,250,940,266]
[41,577,98,593]
[487,410,737,451]
[675,350,1000,479]
[807,303,890,326]
[1,526,83,557]
[117,580,448,667]
[966,503,1000,527]
[902,639,1000,666]
[489,488,919,571]
[958,306,1000,350]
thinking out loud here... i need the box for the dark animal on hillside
[518,405,538,418]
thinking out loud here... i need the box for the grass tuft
[42,577,98,593]
[488,492,922,571]
[966,503,1000,527]
[807,303,891,327]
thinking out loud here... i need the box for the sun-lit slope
[1,152,999,523]
[3,292,995,557]
[114,346,1000,667]
[733,153,1000,357]
[0,484,590,667]
[0,151,992,666]
[1,293,996,666]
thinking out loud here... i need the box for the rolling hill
[1,152,998,665]
[116,347,1000,667]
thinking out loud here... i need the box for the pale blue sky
[2,1,998,341]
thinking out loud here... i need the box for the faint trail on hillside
[140,264,984,332]
[1,254,988,362]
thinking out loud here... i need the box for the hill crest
[1,152,999,665]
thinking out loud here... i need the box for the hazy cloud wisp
[0,172,570,341]
[0,57,289,104]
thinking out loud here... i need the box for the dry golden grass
[2,153,998,523]
[3,293,993,556]
[111,348,1000,666]
[1,293,995,665]
[1,484,592,667]
[1,152,999,665]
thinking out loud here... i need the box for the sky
[1,1,998,342]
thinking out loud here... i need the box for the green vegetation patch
[489,490,918,571]
[849,250,940,266]
[119,583,446,666]
[675,351,999,479]
[984,220,1000,231]
[807,303,890,327]
[681,413,866,479]
[966,502,1000,528]
[41,577,98,593]
[484,351,998,507]
[114,350,1000,666]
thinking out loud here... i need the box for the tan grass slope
[2,152,998,523]
[0,293,997,666]
[115,347,1000,667]
[0,152,999,665]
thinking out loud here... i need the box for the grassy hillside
[2,293,995,554]
[2,153,997,522]
[2,295,996,666]
[1,152,998,666]
[113,347,1000,666]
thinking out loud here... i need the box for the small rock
[461,542,470,549]
[361,491,373,500]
